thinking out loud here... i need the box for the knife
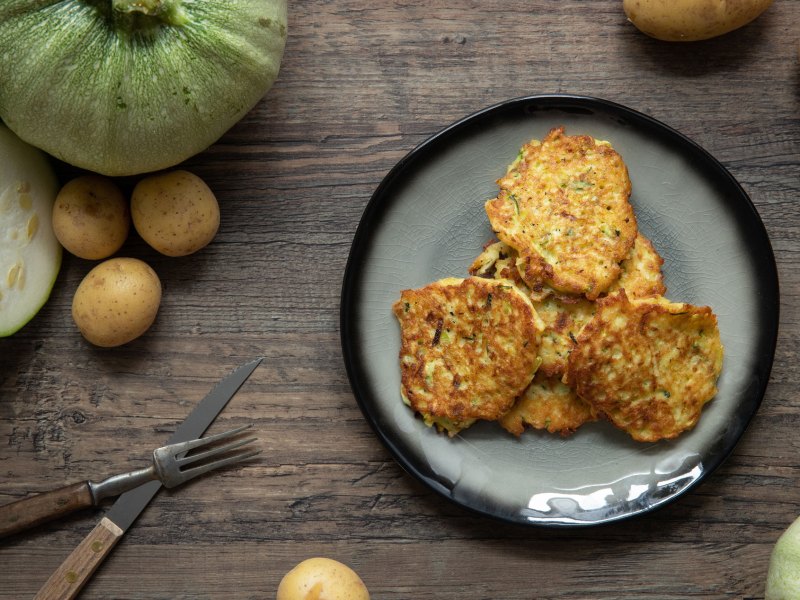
[32,357,263,600]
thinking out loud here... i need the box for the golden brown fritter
[469,233,665,377]
[533,294,597,378]
[609,233,666,298]
[565,290,724,442]
[535,233,666,376]
[393,277,543,436]
[499,372,599,437]
[485,127,637,300]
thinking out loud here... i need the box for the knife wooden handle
[0,482,94,538]
[34,516,123,600]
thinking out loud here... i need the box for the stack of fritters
[393,127,724,442]
[470,232,671,437]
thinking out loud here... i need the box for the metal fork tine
[152,424,261,489]
[174,448,262,484]
[166,424,252,456]
[175,436,258,468]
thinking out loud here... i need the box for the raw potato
[131,170,220,257]
[623,0,773,41]
[52,175,129,260]
[72,257,161,347]
[277,557,370,600]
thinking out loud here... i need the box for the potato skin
[52,175,129,260]
[623,0,773,41]
[277,557,370,600]
[131,170,220,257]
[71,257,161,347]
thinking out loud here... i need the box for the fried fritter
[533,294,597,378]
[470,240,588,376]
[469,240,529,291]
[499,372,599,437]
[469,233,666,377]
[565,290,724,442]
[535,233,666,376]
[393,277,544,436]
[609,233,666,298]
[485,127,637,300]
[397,126,720,444]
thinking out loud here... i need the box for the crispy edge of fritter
[468,240,530,292]
[499,372,599,437]
[565,289,724,442]
[609,233,666,299]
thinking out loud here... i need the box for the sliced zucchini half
[0,124,61,337]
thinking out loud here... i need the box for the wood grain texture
[0,482,93,538]
[1,1,799,598]
[33,517,122,600]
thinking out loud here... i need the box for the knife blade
[33,357,263,600]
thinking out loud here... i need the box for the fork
[0,424,259,538]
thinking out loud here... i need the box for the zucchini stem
[111,0,188,26]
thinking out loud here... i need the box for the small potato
[623,0,773,41]
[52,175,129,260]
[72,257,161,347]
[277,557,370,600]
[131,170,220,257]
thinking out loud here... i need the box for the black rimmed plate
[340,95,779,527]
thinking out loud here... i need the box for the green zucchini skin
[0,0,287,176]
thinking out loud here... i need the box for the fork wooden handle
[0,482,94,538]
[34,516,123,600]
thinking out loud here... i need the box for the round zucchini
[0,0,287,176]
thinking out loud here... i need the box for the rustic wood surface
[1,2,799,598]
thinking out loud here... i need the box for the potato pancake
[565,290,724,442]
[393,277,543,436]
[395,126,721,444]
[533,294,597,378]
[609,233,666,298]
[469,240,529,291]
[499,372,599,437]
[469,233,665,377]
[485,127,637,300]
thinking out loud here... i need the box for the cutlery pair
[0,358,262,600]
[0,424,259,538]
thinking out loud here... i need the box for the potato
[623,0,773,41]
[72,257,161,347]
[52,175,129,260]
[131,170,220,257]
[277,557,370,600]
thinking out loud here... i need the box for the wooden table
[1,2,798,598]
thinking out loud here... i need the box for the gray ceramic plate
[340,95,779,527]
